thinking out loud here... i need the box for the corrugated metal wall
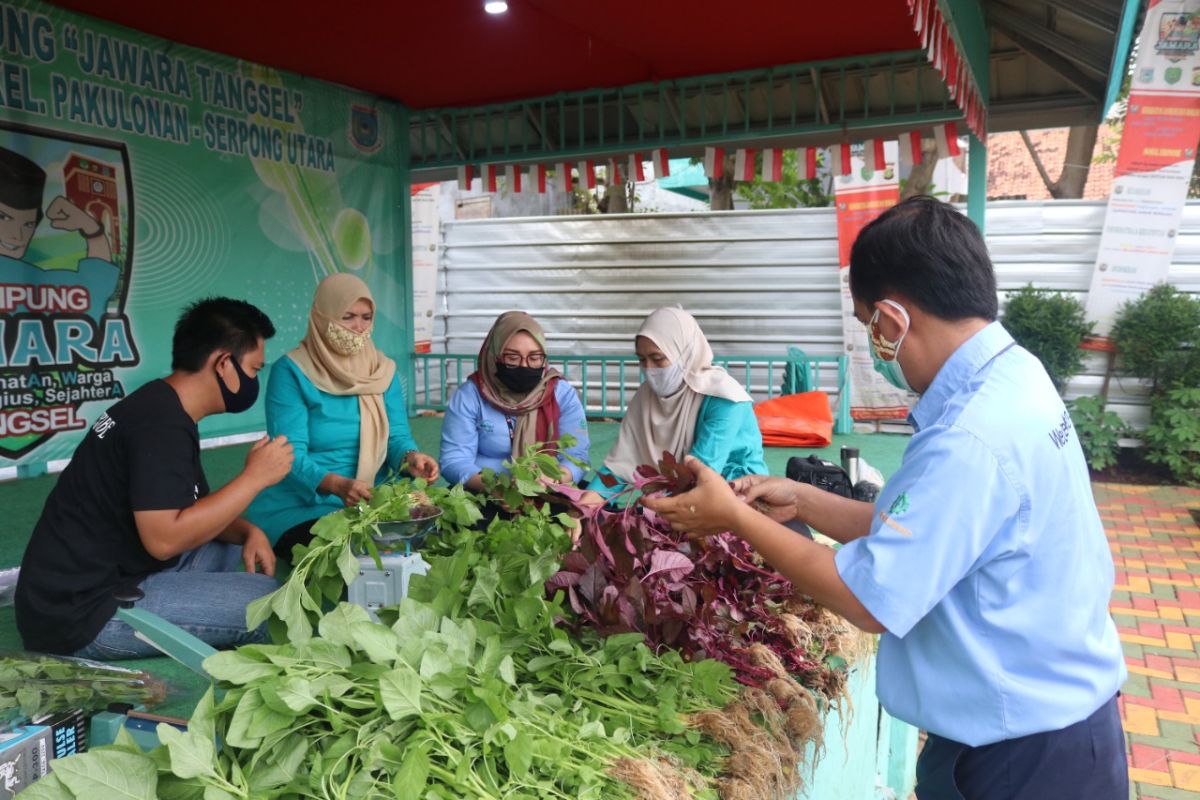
[438,201,1200,426]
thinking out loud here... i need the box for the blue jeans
[74,540,277,660]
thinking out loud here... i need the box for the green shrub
[1068,396,1128,472]
[1143,386,1200,486]
[1111,284,1200,394]
[1001,285,1091,391]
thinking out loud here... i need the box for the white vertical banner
[411,184,440,354]
[1083,0,1200,346]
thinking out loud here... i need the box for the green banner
[0,0,407,470]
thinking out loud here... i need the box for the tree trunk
[607,180,629,213]
[900,139,941,200]
[709,155,736,210]
[1020,125,1098,199]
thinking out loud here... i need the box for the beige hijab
[288,273,396,483]
[472,311,564,461]
[604,307,751,482]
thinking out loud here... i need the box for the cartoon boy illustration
[0,146,117,323]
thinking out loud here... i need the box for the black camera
[786,455,879,503]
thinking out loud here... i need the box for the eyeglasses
[500,351,546,368]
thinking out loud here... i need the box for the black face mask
[496,363,544,395]
[216,354,260,414]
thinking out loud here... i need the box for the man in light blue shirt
[645,196,1128,799]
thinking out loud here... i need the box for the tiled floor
[1099,482,1200,799]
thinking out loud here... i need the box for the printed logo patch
[888,492,910,516]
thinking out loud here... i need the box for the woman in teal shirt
[582,307,767,504]
[246,274,438,558]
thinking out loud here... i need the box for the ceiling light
[485,1,508,13]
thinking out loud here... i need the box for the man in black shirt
[16,297,294,657]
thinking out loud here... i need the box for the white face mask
[325,321,372,355]
[644,363,686,397]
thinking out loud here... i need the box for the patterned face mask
[325,321,372,355]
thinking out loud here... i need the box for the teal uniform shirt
[594,394,767,499]
[245,356,420,543]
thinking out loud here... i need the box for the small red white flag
[609,159,622,185]
[456,165,473,191]
[651,148,670,178]
[829,143,851,176]
[703,147,724,178]
[577,159,596,190]
[761,148,783,182]
[733,148,755,181]
[933,122,961,158]
[796,147,817,180]
[534,164,548,193]
[481,164,499,193]
[504,164,522,193]
[899,131,923,165]
[553,163,572,193]
[863,139,886,173]
[626,153,645,182]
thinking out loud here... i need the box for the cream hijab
[603,307,751,482]
[288,273,396,483]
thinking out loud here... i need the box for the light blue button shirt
[835,322,1125,746]
[439,378,590,486]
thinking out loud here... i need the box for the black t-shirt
[15,380,210,654]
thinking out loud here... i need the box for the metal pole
[968,132,987,236]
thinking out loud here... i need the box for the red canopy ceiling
[50,0,924,109]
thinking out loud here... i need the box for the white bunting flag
[651,148,670,178]
[864,139,886,173]
[456,165,473,191]
[481,164,499,193]
[504,164,522,192]
[796,147,817,180]
[553,163,572,193]
[534,164,548,193]
[933,122,961,158]
[761,148,783,182]
[577,159,596,190]
[703,146,724,178]
[626,153,646,182]
[899,131,923,165]
[733,148,755,181]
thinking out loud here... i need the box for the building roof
[986,125,1118,201]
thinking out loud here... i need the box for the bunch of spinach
[246,479,483,643]
[0,653,166,723]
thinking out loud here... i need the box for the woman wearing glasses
[580,306,767,506]
[245,274,439,559]
[439,311,590,491]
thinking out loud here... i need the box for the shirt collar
[908,321,1014,432]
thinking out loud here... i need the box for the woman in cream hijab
[246,273,438,558]
[582,307,767,505]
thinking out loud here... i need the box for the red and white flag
[761,148,783,182]
[481,164,500,192]
[609,159,622,185]
[864,139,886,173]
[933,122,961,158]
[456,165,473,191]
[796,146,817,180]
[626,153,645,182]
[829,143,852,176]
[703,147,724,178]
[553,163,572,193]
[534,164,548,193]
[504,164,522,193]
[651,148,670,177]
[733,148,755,181]
[899,131,923,165]
[577,159,596,190]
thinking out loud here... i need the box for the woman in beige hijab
[582,307,767,505]
[246,273,438,558]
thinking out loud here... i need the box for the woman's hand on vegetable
[406,451,440,481]
[730,475,800,523]
[640,457,745,536]
[242,527,277,577]
[536,465,575,489]
[333,475,374,506]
